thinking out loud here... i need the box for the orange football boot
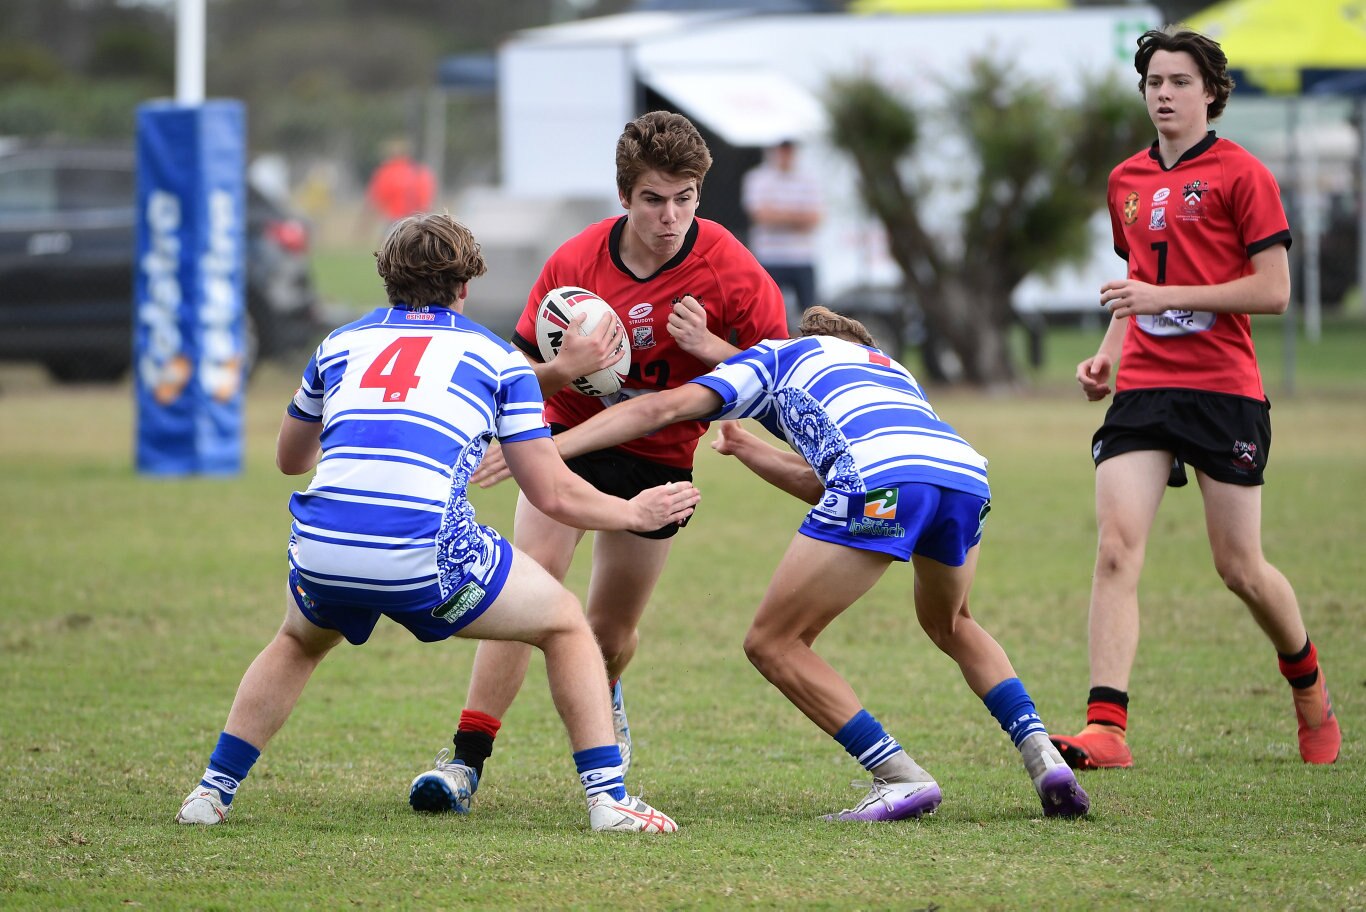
[1293,674,1341,764]
[1050,724,1134,770]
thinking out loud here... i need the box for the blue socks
[834,709,904,772]
[200,731,260,806]
[573,745,627,801]
[983,677,1048,748]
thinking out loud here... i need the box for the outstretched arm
[472,383,722,487]
[711,420,823,505]
[502,436,699,532]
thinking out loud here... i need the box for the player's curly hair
[615,111,713,200]
[798,306,875,347]
[1135,26,1235,122]
[375,213,487,310]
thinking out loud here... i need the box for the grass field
[1,319,1363,910]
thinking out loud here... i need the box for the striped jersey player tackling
[474,306,1090,821]
[175,214,697,833]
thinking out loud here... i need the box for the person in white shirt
[742,140,824,323]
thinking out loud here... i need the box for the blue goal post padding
[134,100,247,476]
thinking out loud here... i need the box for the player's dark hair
[1135,26,1234,121]
[374,213,487,310]
[798,306,875,347]
[616,111,713,200]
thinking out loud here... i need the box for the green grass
[1,334,1364,909]
[312,244,387,315]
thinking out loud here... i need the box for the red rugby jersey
[512,216,788,469]
[1108,133,1291,399]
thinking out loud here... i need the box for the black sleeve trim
[1248,229,1293,257]
[510,331,542,363]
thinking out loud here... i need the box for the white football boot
[176,786,230,825]
[587,792,678,833]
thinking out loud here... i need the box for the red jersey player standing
[1050,27,1341,771]
[407,111,787,812]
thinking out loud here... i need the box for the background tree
[826,60,1152,387]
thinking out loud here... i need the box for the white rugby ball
[534,286,631,397]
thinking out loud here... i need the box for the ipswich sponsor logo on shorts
[849,518,907,538]
[432,581,485,624]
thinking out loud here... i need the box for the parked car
[0,142,323,382]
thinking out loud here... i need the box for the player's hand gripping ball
[534,286,631,397]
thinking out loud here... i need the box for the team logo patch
[433,581,485,623]
[1123,191,1140,224]
[848,488,907,538]
[1149,207,1167,231]
[863,488,898,519]
[1183,179,1206,207]
[294,584,316,611]
[632,326,655,349]
[1231,440,1258,469]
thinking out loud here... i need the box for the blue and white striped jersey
[285,306,549,611]
[691,336,989,500]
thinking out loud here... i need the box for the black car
[0,142,323,382]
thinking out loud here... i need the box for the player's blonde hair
[375,213,488,309]
[798,306,875,347]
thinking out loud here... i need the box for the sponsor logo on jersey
[1149,207,1167,231]
[1137,309,1216,336]
[1153,187,1171,203]
[432,581,486,623]
[628,302,653,320]
[1123,191,1140,224]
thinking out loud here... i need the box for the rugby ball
[534,286,630,397]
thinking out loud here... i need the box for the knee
[592,621,637,666]
[1093,536,1141,581]
[742,628,780,676]
[917,610,962,654]
[1213,553,1263,599]
[536,592,589,642]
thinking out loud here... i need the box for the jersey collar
[1147,130,1218,171]
[608,216,699,282]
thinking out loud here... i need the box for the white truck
[459,6,1160,339]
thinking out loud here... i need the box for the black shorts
[1091,389,1271,487]
[552,424,695,540]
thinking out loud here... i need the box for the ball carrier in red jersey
[410,111,787,801]
[1051,27,1341,771]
